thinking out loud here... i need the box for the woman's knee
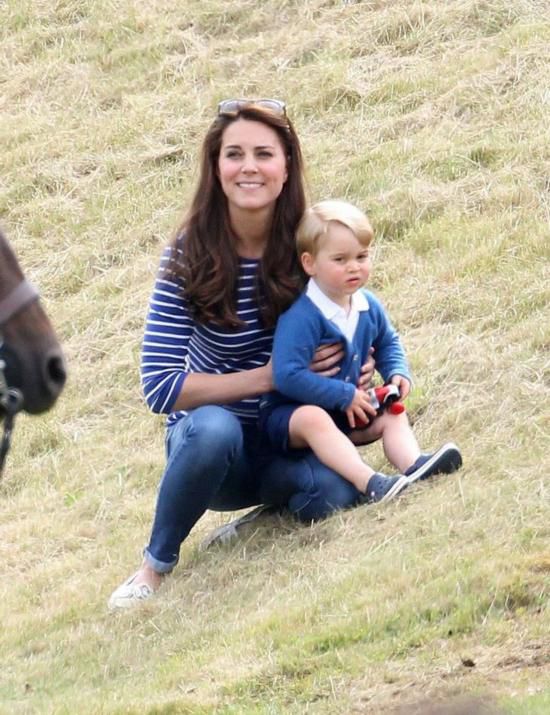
[168,406,243,458]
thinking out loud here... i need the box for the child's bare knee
[293,405,331,430]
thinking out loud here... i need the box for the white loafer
[108,572,155,610]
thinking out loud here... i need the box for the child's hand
[390,375,411,400]
[345,388,377,428]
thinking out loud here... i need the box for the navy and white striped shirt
[141,246,274,427]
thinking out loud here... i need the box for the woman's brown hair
[165,104,307,329]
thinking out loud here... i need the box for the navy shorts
[259,400,356,455]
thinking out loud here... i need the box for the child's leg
[351,413,463,481]
[289,405,374,494]
[350,411,421,473]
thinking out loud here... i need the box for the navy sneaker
[362,472,409,504]
[405,442,462,484]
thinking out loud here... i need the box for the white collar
[306,278,369,320]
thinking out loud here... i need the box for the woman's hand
[390,374,411,400]
[357,347,376,390]
[309,342,345,377]
[345,388,377,429]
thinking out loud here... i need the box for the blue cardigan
[265,289,410,412]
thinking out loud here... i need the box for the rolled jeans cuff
[143,547,177,574]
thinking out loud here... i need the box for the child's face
[301,222,371,307]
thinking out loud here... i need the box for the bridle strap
[0,279,39,326]
[0,359,24,478]
[0,279,39,479]
[0,389,22,479]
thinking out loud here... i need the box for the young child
[259,200,462,504]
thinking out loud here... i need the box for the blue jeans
[144,406,361,572]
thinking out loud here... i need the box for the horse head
[0,228,67,418]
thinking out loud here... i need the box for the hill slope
[1,0,548,712]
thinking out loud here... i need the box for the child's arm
[367,292,411,389]
[272,309,355,411]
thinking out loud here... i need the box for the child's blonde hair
[296,199,374,256]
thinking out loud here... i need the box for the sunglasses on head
[217,98,286,116]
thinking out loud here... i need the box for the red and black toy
[368,384,405,415]
[356,383,405,428]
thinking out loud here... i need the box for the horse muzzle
[0,341,66,415]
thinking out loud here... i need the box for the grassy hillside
[1,0,548,712]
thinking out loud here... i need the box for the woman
[109,100,375,609]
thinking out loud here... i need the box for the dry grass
[0,0,549,713]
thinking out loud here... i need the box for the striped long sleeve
[140,246,274,427]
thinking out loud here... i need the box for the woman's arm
[174,340,352,411]
[171,363,273,411]
[140,253,191,414]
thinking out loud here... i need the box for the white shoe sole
[379,475,409,502]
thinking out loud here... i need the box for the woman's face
[217,118,288,219]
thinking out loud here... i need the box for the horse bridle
[0,279,40,477]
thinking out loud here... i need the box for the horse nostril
[44,353,67,394]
